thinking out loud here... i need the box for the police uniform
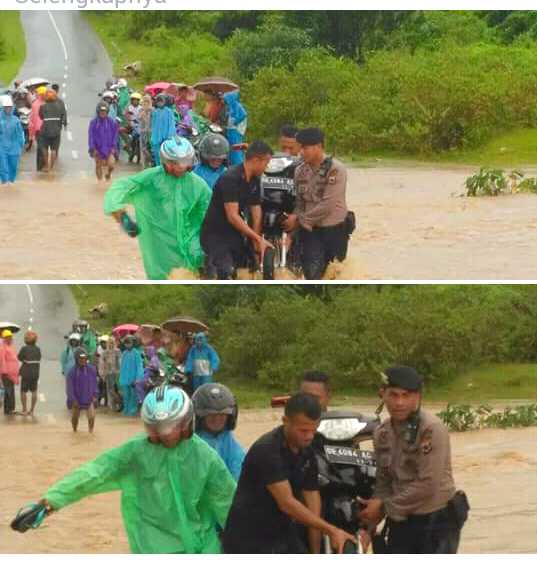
[373,366,466,554]
[294,128,350,279]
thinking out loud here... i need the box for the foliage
[72,285,537,395]
[87,10,537,157]
[465,167,509,196]
[229,23,313,80]
[465,167,537,196]
[438,403,537,431]
[0,12,25,85]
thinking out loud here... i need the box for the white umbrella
[0,321,21,333]
[20,77,50,89]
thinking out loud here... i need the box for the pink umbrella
[112,323,140,338]
[144,82,171,97]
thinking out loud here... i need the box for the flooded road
[1,405,535,553]
[1,164,536,279]
[2,11,535,280]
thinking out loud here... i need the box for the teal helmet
[160,136,195,168]
[142,385,193,435]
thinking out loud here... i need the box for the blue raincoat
[193,163,226,190]
[223,91,247,166]
[150,107,176,166]
[60,345,77,376]
[198,429,245,481]
[185,333,220,391]
[119,347,144,416]
[0,110,25,183]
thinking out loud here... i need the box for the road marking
[72,150,79,160]
[67,131,73,142]
[39,393,46,403]
[62,83,66,89]
[64,74,68,80]
[25,284,34,330]
[48,11,68,62]
[65,65,68,71]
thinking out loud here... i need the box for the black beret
[382,366,423,391]
[296,127,325,146]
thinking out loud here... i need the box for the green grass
[84,12,147,92]
[430,363,537,402]
[345,128,537,169]
[70,284,203,334]
[0,12,25,85]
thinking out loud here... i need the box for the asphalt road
[17,11,114,179]
[1,285,78,418]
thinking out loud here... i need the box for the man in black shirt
[201,140,275,279]
[222,393,355,554]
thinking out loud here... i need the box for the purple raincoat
[88,116,119,160]
[67,354,98,409]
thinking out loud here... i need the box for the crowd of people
[88,77,248,182]
[1,76,353,280]
[0,81,67,185]
[7,347,468,554]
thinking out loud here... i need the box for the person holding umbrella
[0,95,25,186]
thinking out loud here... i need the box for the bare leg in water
[49,149,58,171]
[87,403,96,433]
[95,157,103,181]
[105,154,116,181]
[71,403,80,432]
[30,391,38,415]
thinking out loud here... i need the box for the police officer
[283,127,352,279]
[359,366,468,553]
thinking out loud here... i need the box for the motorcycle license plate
[261,175,292,188]
[324,445,376,468]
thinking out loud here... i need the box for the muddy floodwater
[0,164,535,280]
[1,406,535,554]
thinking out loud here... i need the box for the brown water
[1,407,535,553]
[1,165,535,279]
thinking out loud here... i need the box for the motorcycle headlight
[265,157,292,174]
[317,418,368,442]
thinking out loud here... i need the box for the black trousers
[2,376,16,414]
[300,223,349,280]
[201,232,250,280]
[385,508,461,554]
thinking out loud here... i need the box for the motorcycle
[316,410,379,553]
[260,153,301,279]
[145,363,192,397]
[271,395,379,554]
[15,106,32,151]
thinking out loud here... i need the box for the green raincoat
[104,167,212,280]
[45,433,236,553]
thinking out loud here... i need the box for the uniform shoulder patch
[420,426,433,455]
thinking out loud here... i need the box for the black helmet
[154,93,167,105]
[192,383,238,431]
[199,133,230,162]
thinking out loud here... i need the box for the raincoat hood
[74,348,89,366]
[223,91,247,125]
[195,332,208,349]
